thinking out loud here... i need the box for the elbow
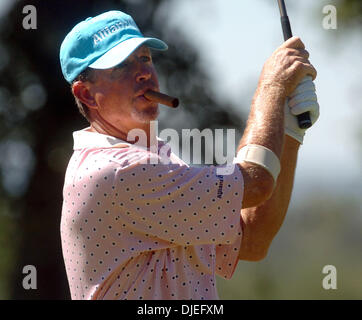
[239,248,269,262]
[238,214,273,262]
[248,249,269,262]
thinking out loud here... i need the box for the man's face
[87,45,160,129]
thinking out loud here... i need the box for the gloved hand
[285,76,320,144]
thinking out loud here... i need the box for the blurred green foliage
[0,200,19,299]
[336,0,362,27]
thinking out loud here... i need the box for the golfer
[59,10,319,300]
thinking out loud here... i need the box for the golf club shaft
[277,0,312,129]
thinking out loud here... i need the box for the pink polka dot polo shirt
[60,128,244,300]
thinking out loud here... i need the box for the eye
[140,55,151,63]
[110,61,129,77]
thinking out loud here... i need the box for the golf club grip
[280,16,312,129]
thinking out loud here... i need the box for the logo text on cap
[93,20,138,45]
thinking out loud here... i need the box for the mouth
[136,87,158,100]
[137,95,151,104]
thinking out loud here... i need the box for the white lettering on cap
[93,20,139,45]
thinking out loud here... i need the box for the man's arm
[234,36,316,260]
[236,36,315,209]
[238,134,300,261]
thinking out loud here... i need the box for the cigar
[144,90,179,108]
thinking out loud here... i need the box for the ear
[72,81,98,109]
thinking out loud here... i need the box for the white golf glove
[285,76,320,144]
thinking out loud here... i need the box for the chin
[132,105,159,123]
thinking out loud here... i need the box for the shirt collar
[73,127,166,151]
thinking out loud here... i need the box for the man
[59,10,319,299]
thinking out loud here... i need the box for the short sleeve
[108,150,244,247]
[215,234,242,279]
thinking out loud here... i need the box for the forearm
[236,83,286,208]
[238,83,286,158]
[238,135,300,260]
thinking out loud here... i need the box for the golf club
[277,0,313,129]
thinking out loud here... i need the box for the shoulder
[68,145,153,182]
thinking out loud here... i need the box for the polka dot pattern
[60,129,243,300]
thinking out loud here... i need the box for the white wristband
[233,144,281,182]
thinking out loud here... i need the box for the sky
[164,0,362,200]
[0,0,361,201]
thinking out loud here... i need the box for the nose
[136,65,152,83]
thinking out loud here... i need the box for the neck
[89,111,156,149]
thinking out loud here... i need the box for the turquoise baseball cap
[60,10,168,83]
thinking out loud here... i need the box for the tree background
[0,0,361,299]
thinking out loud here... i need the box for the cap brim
[88,37,168,69]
